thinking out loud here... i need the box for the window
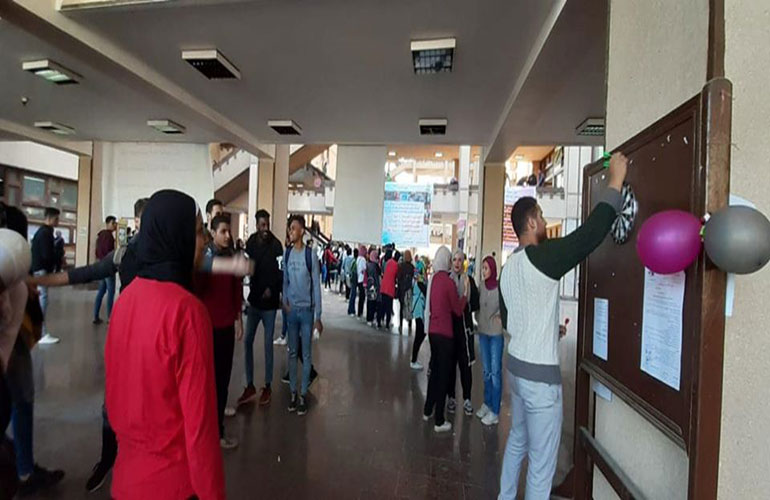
[22,175,46,204]
[61,183,77,209]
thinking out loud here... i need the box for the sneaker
[288,393,298,412]
[236,385,257,407]
[476,404,491,420]
[463,399,474,416]
[259,386,272,406]
[367,321,374,327]
[434,422,452,433]
[85,461,110,492]
[38,333,60,345]
[219,436,239,449]
[273,336,287,346]
[92,318,103,325]
[224,406,236,417]
[422,411,433,422]
[309,368,318,388]
[18,464,64,495]
[410,361,424,371]
[281,372,290,384]
[481,413,500,426]
[297,396,308,416]
[447,398,456,414]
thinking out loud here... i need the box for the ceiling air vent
[268,120,302,136]
[411,38,456,74]
[419,118,447,136]
[34,121,75,135]
[576,117,605,137]
[182,49,241,80]
[147,119,185,134]
[22,59,81,85]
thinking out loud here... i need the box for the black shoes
[281,372,290,384]
[282,367,319,387]
[85,461,111,492]
[297,396,308,416]
[288,393,298,412]
[92,318,103,325]
[18,464,64,495]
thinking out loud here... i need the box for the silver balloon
[704,205,770,274]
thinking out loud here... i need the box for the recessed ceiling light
[147,119,186,134]
[268,120,302,136]
[419,118,447,136]
[515,154,524,160]
[182,49,241,80]
[576,117,605,137]
[22,59,81,85]
[34,121,75,135]
[434,152,444,158]
[411,38,456,74]
[388,151,397,157]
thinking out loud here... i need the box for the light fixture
[268,120,302,136]
[147,119,186,134]
[576,117,605,137]
[411,38,456,74]
[34,121,75,135]
[388,151,397,157]
[59,0,173,11]
[515,154,524,160]
[22,59,81,85]
[182,49,241,80]
[434,152,444,158]
[419,118,447,136]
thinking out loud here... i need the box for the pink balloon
[636,210,702,274]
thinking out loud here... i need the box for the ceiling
[385,145,482,162]
[509,145,555,163]
[0,0,608,162]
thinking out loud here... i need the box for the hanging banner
[382,182,432,248]
[502,185,537,255]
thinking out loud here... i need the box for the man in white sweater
[498,153,628,499]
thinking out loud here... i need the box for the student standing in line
[409,264,427,371]
[355,245,367,319]
[498,153,627,500]
[93,215,117,325]
[474,255,503,426]
[378,250,398,330]
[238,209,283,408]
[397,250,415,335]
[365,249,381,327]
[53,230,65,273]
[194,215,243,450]
[30,207,60,344]
[422,246,468,433]
[342,247,354,299]
[346,248,359,316]
[105,190,225,500]
[447,249,479,416]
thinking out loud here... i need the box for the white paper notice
[592,379,613,402]
[641,269,685,390]
[593,298,609,360]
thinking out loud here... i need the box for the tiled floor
[23,285,516,499]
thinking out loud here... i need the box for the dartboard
[611,182,637,244]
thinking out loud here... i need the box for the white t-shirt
[356,256,367,284]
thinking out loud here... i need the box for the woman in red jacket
[422,246,468,433]
[378,250,399,330]
[105,190,225,500]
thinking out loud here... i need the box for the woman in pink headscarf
[364,249,381,326]
[474,255,503,426]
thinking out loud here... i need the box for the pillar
[75,155,92,267]
[247,162,258,236]
[478,163,505,262]
[272,144,289,244]
[88,142,106,264]
[258,158,275,216]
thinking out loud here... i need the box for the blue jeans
[6,339,34,477]
[347,281,357,314]
[281,309,288,338]
[287,307,313,396]
[478,334,504,415]
[93,274,116,320]
[244,307,277,387]
[498,374,562,500]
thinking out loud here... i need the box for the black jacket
[246,231,283,310]
[31,225,55,273]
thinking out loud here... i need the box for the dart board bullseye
[611,182,637,244]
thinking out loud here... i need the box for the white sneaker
[38,333,60,345]
[463,399,474,416]
[434,422,452,433]
[220,437,239,449]
[481,412,499,426]
[410,361,424,371]
[476,404,491,419]
[224,407,236,417]
[273,337,287,346]
[422,412,432,422]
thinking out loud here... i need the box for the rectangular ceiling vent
[419,118,447,136]
[34,121,75,135]
[182,49,241,80]
[411,38,455,74]
[268,120,302,136]
[22,59,81,85]
[147,119,185,134]
[576,117,605,137]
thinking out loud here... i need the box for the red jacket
[105,278,224,500]
[380,259,398,297]
[194,270,242,329]
[428,272,467,338]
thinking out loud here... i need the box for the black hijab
[136,190,198,290]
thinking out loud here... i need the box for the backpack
[284,246,315,308]
[366,273,379,301]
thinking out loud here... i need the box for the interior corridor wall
[719,2,770,497]
[332,145,386,245]
[594,0,709,498]
[100,142,213,221]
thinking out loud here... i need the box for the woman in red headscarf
[474,255,503,426]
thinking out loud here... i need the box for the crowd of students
[0,151,627,499]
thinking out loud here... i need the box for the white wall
[595,0,709,498]
[333,145,386,245]
[100,142,213,220]
[0,141,79,180]
[719,2,770,497]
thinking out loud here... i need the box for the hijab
[450,248,466,297]
[404,250,412,263]
[425,246,451,333]
[358,245,367,258]
[369,249,379,263]
[136,190,198,290]
[483,255,498,290]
